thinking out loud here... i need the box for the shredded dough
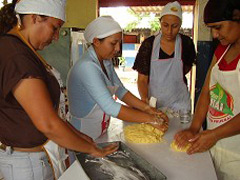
[124,124,164,143]
[170,140,191,152]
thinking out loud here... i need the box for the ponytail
[0,1,18,35]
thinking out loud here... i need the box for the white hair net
[15,0,66,21]
[84,16,122,43]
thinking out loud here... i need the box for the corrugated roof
[130,5,193,15]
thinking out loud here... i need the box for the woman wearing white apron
[174,0,240,179]
[149,32,191,111]
[0,1,119,180]
[67,16,169,141]
[133,1,196,112]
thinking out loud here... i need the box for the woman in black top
[133,1,196,113]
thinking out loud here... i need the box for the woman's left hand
[187,130,218,154]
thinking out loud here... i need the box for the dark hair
[204,0,240,24]
[0,0,18,35]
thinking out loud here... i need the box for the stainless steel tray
[75,141,167,180]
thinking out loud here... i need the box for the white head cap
[15,0,66,22]
[160,1,182,20]
[84,16,122,43]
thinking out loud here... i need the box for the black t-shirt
[132,34,196,76]
[0,35,60,148]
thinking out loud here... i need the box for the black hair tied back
[204,0,240,24]
[0,0,18,35]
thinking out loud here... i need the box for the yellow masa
[171,140,191,152]
[124,124,164,143]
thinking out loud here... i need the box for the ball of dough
[170,140,191,152]
[124,124,164,143]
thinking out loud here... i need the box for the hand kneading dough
[124,124,164,143]
[170,140,191,152]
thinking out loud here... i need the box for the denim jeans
[0,147,53,180]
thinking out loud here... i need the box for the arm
[213,114,240,140]
[132,37,153,103]
[137,73,149,103]
[189,55,217,133]
[117,104,168,132]
[13,78,117,157]
[174,56,217,147]
[182,35,197,75]
[79,62,122,117]
[116,91,168,132]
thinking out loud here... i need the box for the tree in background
[124,8,160,33]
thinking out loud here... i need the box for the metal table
[96,117,218,180]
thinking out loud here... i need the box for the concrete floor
[115,67,139,98]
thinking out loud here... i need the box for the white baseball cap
[160,1,182,20]
[15,0,66,22]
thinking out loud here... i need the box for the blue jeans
[0,147,53,180]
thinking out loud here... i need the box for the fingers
[152,121,169,132]
[188,134,200,142]
[187,141,207,154]
[101,143,119,156]
[174,130,195,149]
[90,143,119,157]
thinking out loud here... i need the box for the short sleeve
[132,36,155,76]
[181,34,196,67]
[0,53,44,99]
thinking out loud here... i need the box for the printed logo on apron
[208,83,234,123]
[207,45,240,180]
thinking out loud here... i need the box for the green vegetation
[124,8,160,33]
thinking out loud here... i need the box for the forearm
[117,105,154,123]
[213,114,240,140]
[190,57,216,133]
[137,75,149,102]
[65,121,92,141]
[42,115,96,153]
[190,89,210,133]
[121,91,149,112]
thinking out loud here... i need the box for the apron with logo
[149,33,191,111]
[207,45,240,180]
[71,85,118,140]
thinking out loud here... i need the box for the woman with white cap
[174,0,240,179]
[0,1,118,179]
[133,1,196,114]
[67,16,168,140]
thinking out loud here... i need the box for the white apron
[207,45,240,180]
[149,33,190,111]
[71,86,118,140]
[43,67,68,180]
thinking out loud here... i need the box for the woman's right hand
[148,114,169,132]
[174,129,196,149]
[90,143,119,157]
[152,123,169,133]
